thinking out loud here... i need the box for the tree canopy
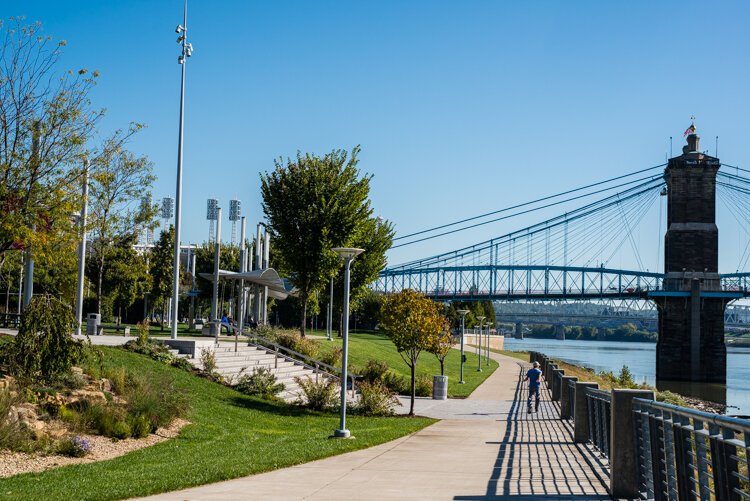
[260,146,373,336]
[380,289,446,415]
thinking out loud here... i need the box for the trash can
[87,313,101,336]
[432,375,448,400]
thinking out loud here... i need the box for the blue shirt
[526,368,543,389]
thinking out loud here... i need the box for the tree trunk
[161,298,165,331]
[409,362,416,416]
[299,298,307,338]
[440,359,445,376]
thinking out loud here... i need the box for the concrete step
[214,359,297,371]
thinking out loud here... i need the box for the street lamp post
[74,159,90,336]
[476,315,486,372]
[327,277,334,341]
[170,0,194,340]
[332,247,365,439]
[457,309,469,384]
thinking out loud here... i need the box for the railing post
[544,362,557,385]
[610,389,655,500]
[559,376,578,419]
[573,382,598,442]
[551,368,565,401]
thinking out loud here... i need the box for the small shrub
[111,420,131,440]
[60,370,87,390]
[200,348,217,373]
[382,370,409,394]
[294,376,338,411]
[136,320,150,346]
[352,380,400,416]
[124,373,189,431]
[170,356,194,372]
[618,365,636,388]
[129,414,152,438]
[253,324,278,341]
[234,368,285,399]
[13,296,84,385]
[415,374,432,397]
[360,359,389,383]
[58,435,92,457]
[657,390,687,407]
[275,332,319,359]
[319,347,342,368]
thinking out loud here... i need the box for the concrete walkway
[140,352,610,500]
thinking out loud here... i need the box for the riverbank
[497,347,728,414]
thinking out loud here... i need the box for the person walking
[524,361,543,414]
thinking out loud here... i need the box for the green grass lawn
[490,349,529,362]
[314,332,498,398]
[0,348,433,501]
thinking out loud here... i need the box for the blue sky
[9,1,750,270]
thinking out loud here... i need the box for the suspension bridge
[377,132,750,383]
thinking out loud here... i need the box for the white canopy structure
[198,268,297,300]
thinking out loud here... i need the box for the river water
[504,338,750,416]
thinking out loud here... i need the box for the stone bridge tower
[656,132,727,383]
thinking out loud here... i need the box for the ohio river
[504,338,750,416]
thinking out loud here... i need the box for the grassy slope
[315,332,498,398]
[0,348,433,501]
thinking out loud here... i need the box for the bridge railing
[585,387,612,457]
[632,398,750,501]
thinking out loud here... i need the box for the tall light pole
[74,159,90,336]
[476,315,486,372]
[332,247,364,439]
[327,276,334,341]
[170,0,193,340]
[457,309,469,384]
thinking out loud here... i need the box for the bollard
[551,368,565,401]
[609,389,655,499]
[545,362,558,386]
[559,376,578,419]
[573,382,598,443]
[529,351,536,363]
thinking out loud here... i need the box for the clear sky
[8,1,750,270]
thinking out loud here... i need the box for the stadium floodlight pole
[170,0,193,340]
[332,247,365,439]
[476,316,486,372]
[457,309,469,384]
[74,159,90,336]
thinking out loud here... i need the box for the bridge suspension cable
[392,163,667,247]
[390,175,665,272]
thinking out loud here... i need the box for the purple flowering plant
[68,435,92,457]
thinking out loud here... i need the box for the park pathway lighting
[74,159,90,336]
[332,247,364,439]
[171,0,193,340]
[457,309,469,384]
[476,316,486,372]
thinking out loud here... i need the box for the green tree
[428,323,453,376]
[149,226,180,330]
[261,147,372,336]
[87,143,155,315]
[380,289,446,416]
[0,18,103,266]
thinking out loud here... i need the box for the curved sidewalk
[139,352,610,500]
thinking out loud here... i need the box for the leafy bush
[234,368,285,399]
[58,435,92,457]
[382,370,409,394]
[13,296,84,385]
[415,374,432,397]
[360,359,389,383]
[200,348,217,373]
[275,332,319,359]
[129,414,152,439]
[170,356,194,372]
[319,347,342,368]
[351,380,400,416]
[122,339,193,373]
[294,376,338,411]
[657,390,687,407]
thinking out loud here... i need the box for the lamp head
[332,247,365,260]
[477,315,486,321]
[456,309,470,317]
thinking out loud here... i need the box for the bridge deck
[141,353,610,500]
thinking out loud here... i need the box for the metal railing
[0,313,20,328]
[633,398,750,501]
[244,331,359,394]
[567,379,576,420]
[585,387,612,457]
